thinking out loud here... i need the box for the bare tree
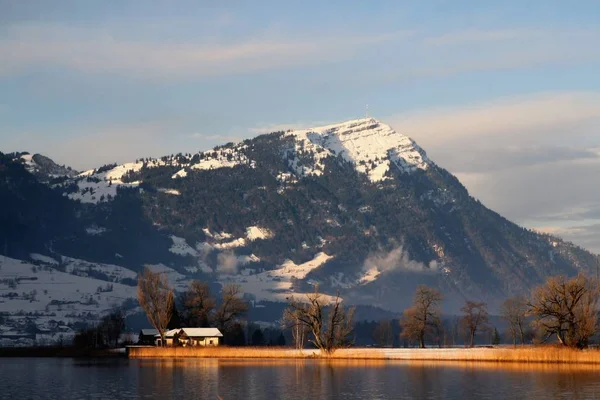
[444,316,460,347]
[400,285,443,348]
[373,320,394,347]
[215,284,248,332]
[137,267,174,346]
[460,301,489,347]
[182,280,216,327]
[500,295,527,346]
[528,274,599,348]
[282,312,309,350]
[99,310,125,348]
[283,287,355,354]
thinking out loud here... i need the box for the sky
[1,1,600,252]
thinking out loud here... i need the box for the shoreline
[0,346,124,358]
[5,345,600,365]
[126,346,600,365]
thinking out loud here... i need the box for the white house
[154,328,223,347]
[179,328,223,346]
[154,329,180,347]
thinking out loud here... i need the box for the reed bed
[128,346,314,359]
[127,346,600,364]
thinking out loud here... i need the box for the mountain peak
[287,117,430,181]
[16,152,78,181]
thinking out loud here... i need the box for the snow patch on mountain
[60,256,137,282]
[357,266,381,285]
[62,162,147,204]
[66,177,139,204]
[0,256,137,343]
[20,153,37,172]
[158,188,181,195]
[220,252,333,302]
[286,118,430,181]
[145,263,188,290]
[169,236,199,257]
[246,226,273,241]
[172,169,188,179]
[213,238,247,250]
[198,226,274,251]
[85,226,107,236]
[202,228,232,240]
[189,146,255,172]
[29,253,58,265]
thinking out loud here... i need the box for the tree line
[137,267,249,346]
[137,266,600,352]
[398,274,600,349]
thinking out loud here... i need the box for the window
[209,339,213,345]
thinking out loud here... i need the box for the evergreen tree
[492,327,501,346]
[226,323,246,346]
[251,328,265,346]
[277,332,286,346]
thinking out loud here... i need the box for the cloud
[362,246,438,274]
[190,133,240,142]
[0,23,408,80]
[536,224,600,254]
[436,146,599,174]
[423,29,532,46]
[382,91,600,254]
[388,92,600,148]
[417,28,600,78]
[216,251,239,275]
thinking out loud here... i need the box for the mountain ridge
[1,117,599,344]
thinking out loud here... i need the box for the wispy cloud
[335,28,600,87]
[0,24,409,79]
[382,91,600,252]
[534,223,600,254]
[189,132,240,142]
[388,91,600,148]
[423,29,530,46]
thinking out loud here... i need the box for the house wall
[154,338,175,346]
[189,336,220,346]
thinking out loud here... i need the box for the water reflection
[3,358,600,399]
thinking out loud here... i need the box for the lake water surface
[2,357,600,399]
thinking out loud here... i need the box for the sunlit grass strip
[128,346,312,359]
[128,346,600,364]
[329,347,600,364]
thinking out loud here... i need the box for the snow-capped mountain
[286,118,430,179]
[55,118,428,204]
[1,118,599,344]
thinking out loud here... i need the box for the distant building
[138,329,159,345]
[153,328,223,347]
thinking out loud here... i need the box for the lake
[2,358,600,399]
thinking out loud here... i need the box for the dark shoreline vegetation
[0,346,124,358]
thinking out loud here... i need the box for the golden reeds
[127,345,600,364]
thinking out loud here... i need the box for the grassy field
[127,346,600,364]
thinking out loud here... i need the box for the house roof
[153,328,224,338]
[164,329,181,338]
[154,329,181,338]
[140,329,159,336]
[180,328,223,337]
